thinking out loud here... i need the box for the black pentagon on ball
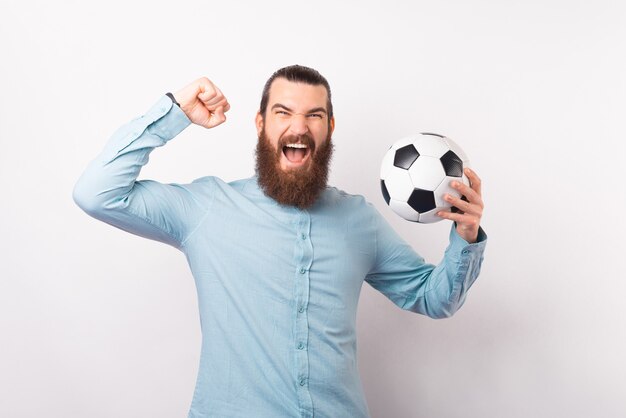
[380,180,391,205]
[440,150,463,177]
[407,188,436,213]
[394,145,419,169]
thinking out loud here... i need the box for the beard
[255,127,334,210]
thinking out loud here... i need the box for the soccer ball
[380,133,470,223]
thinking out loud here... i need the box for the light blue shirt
[73,95,487,418]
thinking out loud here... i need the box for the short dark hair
[259,65,333,119]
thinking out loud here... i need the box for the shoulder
[318,185,379,216]
[189,175,250,189]
[171,175,242,201]
[187,175,261,200]
[323,185,365,203]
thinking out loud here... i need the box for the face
[256,78,335,171]
[254,78,336,209]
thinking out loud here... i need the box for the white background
[1,1,624,417]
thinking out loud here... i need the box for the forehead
[268,78,328,110]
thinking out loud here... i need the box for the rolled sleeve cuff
[447,223,488,258]
[107,95,192,159]
[145,95,192,141]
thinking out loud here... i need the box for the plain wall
[1,1,624,417]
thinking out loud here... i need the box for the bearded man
[73,65,487,418]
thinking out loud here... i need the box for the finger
[208,95,228,108]
[196,77,217,98]
[444,194,480,215]
[436,209,466,222]
[209,106,227,128]
[204,92,229,111]
[210,86,229,107]
[451,204,465,215]
[197,80,222,103]
[198,88,218,104]
[202,91,225,107]
[451,180,481,206]
[437,210,479,227]
[206,100,230,117]
[464,167,482,196]
[214,86,224,99]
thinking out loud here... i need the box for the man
[73,65,487,418]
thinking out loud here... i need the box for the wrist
[166,92,180,107]
[455,223,478,244]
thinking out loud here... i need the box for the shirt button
[298,305,304,313]
[301,233,307,240]
[462,250,469,254]
[299,378,307,386]
[300,267,306,274]
[297,342,305,350]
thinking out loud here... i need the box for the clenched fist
[173,77,231,129]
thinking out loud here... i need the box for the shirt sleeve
[365,210,487,319]
[72,95,209,250]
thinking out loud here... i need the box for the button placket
[293,210,313,415]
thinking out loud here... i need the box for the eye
[275,110,289,115]
[307,113,323,119]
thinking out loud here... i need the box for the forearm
[419,224,487,318]
[73,95,191,215]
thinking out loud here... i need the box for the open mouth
[282,143,311,165]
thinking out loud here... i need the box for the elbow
[72,176,119,218]
[423,271,472,319]
[72,178,99,216]
[428,305,457,319]
[424,297,464,320]
[403,294,462,319]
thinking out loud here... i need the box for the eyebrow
[271,103,327,115]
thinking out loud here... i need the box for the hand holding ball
[380,133,470,223]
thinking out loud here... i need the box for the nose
[288,113,309,136]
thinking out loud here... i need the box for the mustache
[277,133,316,153]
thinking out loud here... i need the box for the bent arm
[72,95,202,249]
[365,209,487,319]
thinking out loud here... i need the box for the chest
[183,198,377,309]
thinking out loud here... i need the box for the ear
[255,111,264,137]
[329,116,336,135]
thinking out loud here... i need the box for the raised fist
[173,77,230,129]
